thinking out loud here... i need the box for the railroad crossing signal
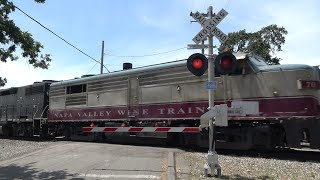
[214,51,237,75]
[188,6,230,177]
[187,52,237,76]
[191,8,229,44]
[187,53,208,76]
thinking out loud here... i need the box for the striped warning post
[82,127,199,133]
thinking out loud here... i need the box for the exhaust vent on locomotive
[81,74,96,78]
[123,63,132,70]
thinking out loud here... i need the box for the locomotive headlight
[273,91,279,96]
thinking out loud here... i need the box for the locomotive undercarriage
[1,117,319,151]
[1,121,34,137]
[11,118,313,151]
[195,121,286,150]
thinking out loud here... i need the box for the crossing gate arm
[82,127,200,133]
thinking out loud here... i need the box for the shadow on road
[0,162,83,180]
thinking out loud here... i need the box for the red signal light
[192,58,203,69]
[214,52,237,75]
[220,56,233,70]
[187,53,208,76]
[90,123,94,127]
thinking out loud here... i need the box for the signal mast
[187,6,235,177]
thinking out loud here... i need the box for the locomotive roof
[0,80,55,92]
[50,52,248,87]
[51,59,188,87]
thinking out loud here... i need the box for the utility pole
[100,40,105,74]
[201,40,205,54]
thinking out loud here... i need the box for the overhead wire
[104,47,187,58]
[14,5,196,73]
[14,5,110,73]
[86,62,98,75]
[104,46,191,70]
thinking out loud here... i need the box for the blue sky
[1,0,319,88]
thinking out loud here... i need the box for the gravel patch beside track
[0,139,57,162]
[176,151,320,180]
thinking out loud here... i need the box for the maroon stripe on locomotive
[48,95,319,122]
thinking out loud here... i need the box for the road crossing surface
[0,141,182,179]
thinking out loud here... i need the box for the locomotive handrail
[32,105,39,128]
[40,105,49,119]
[32,105,39,120]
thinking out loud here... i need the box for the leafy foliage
[219,24,288,65]
[0,0,50,87]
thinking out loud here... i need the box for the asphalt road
[0,141,182,180]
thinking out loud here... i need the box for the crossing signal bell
[214,52,237,75]
[187,53,208,76]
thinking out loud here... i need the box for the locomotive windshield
[249,56,268,67]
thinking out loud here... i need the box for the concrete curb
[167,152,176,180]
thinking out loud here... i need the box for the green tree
[219,24,288,65]
[0,0,50,87]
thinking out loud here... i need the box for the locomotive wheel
[2,125,8,136]
[63,127,72,140]
[40,124,49,139]
[3,124,13,137]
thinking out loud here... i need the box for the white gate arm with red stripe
[82,127,200,133]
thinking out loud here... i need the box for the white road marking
[79,174,160,179]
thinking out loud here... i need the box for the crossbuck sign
[191,9,229,44]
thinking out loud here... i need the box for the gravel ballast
[176,151,320,180]
[0,139,57,162]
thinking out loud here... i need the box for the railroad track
[1,135,319,163]
[186,148,320,162]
